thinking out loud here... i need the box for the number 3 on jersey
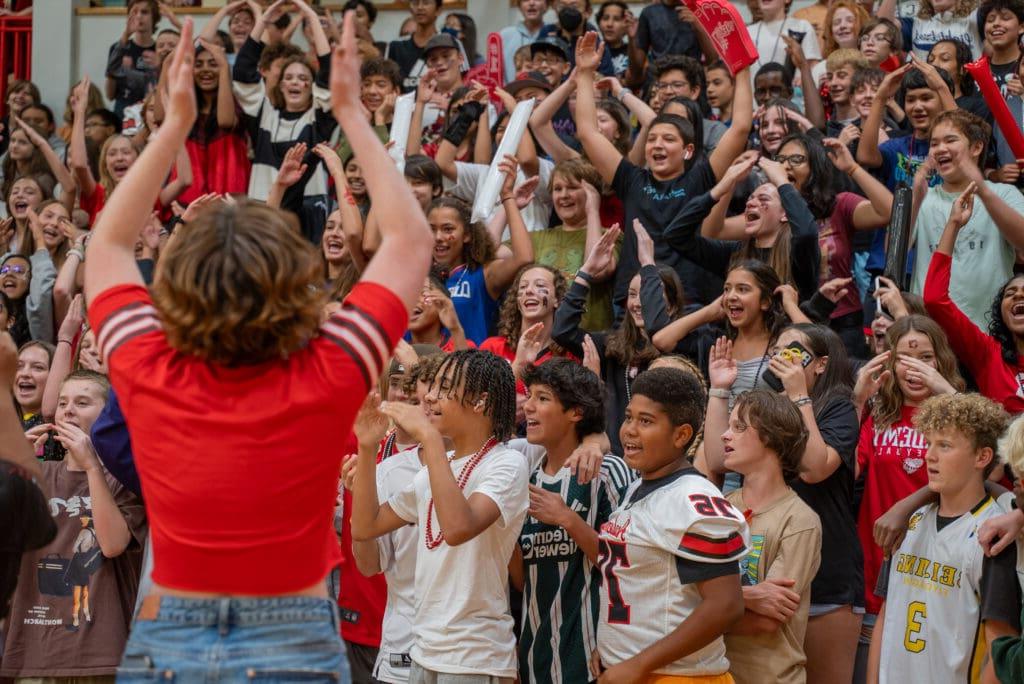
[904,601,927,653]
[599,539,631,624]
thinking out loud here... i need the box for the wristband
[792,396,812,407]
[617,87,632,103]
[500,195,515,203]
[67,248,85,262]
[575,269,595,284]
[57,339,74,346]
[709,387,730,399]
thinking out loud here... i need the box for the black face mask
[557,6,584,33]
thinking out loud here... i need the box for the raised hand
[58,294,85,343]
[756,155,790,187]
[708,336,737,390]
[574,31,604,74]
[330,9,366,121]
[163,19,197,131]
[819,276,852,303]
[947,181,977,229]
[353,390,390,450]
[582,334,601,377]
[823,137,857,173]
[380,399,438,445]
[179,192,223,223]
[313,142,344,178]
[514,322,546,369]
[633,219,655,267]
[853,351,891,408]
[580,224,620,277]
[276,142,309,188]
[513,175,541,210]
[498,154,520,199]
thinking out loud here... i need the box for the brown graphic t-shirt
[0,461,146,678]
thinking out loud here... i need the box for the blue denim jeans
[117,596,344,682]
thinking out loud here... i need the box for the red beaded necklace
[424,436,498,550]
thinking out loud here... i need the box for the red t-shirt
[87,281,407,594]
[856,407,929,615]
[80,184,165,227]
[924,251,1024,414]
[337,432,386,647]
[478,336,578,394]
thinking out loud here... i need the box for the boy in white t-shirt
[350,350,529,683]
[909,109,1024,329]
[749,0,822,76]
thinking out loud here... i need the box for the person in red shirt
[82,15,433,681]
[923,183,1024,415]
[853,315,964,625]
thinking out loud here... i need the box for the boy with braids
[593,367,749,682]
[510,359,633,684]
[351,349,529,683]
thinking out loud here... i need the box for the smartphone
[762,340,813,392]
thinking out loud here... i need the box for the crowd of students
[6,0,1024,682]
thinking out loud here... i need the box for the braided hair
[431,350,517,442]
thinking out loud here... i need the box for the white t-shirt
[373,448,423,684]
[749,17,822,74]
[388,446,530,677]
[445,158,555,237]
[909,9,982,60]
[910,181,1024,329]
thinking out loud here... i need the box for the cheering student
[510,358,633,684]
[867,394,1020,684]
[350,349,528,681]
[573,30,754,306]
[593,367,749,681]
[923,184,1024,414]
[83,14,432,679]
[721,391,821,684]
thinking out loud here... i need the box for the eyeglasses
[0,264,28,277]
[532,54,565,66]
[774,153,808,166]
[859,33,892,45]
[655,80,692,91]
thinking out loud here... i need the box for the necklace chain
[424,436,498,549]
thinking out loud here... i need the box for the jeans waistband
[137,594,339,630]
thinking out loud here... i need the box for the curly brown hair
[151,201,326,366]
[428,197,496,270]
[872,315,965,432]
[918,0,976,19]
[914,393,1009,476]
[495,263,567,351]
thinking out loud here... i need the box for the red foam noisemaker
[684,0,759,75]
[964,55,1024,166]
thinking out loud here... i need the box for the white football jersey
[879,497,1009,684]
[597,467,749,676]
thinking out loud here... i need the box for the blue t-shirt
[447,264,498,345]
[866,135,942,272]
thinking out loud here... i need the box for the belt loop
[330,600,341,633]
[218,598,231,637]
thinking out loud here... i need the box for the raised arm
[824,139,894,229]
[42,296,84,421]
[529,70,581,163]
[15,116,76,210]
[857,64,910,169]
[199,38,238,130]
[484,156,534,298]
[292,0,331,57]
[68,78,97,200]
[199,0,245,43]
[702,337,736,476]
[333,10,433,312]
[709,67,753,180]
[157,144,194,208]
[314,143,367,271]
[575,33,624,185]
[783,36,824,131]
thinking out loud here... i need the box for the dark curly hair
[606,266,685,367]
[522,358,605,440]
[428,196,497,271]
[496,263,567,352]
[777,133,837,221]
[989,273,1024,365]
[431,349,517,442]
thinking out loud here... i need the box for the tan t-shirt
[724,488,822,684]
[0,461,147,679]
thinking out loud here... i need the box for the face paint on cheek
[541,296,549,308]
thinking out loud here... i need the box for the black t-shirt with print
[611,156,720,307]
